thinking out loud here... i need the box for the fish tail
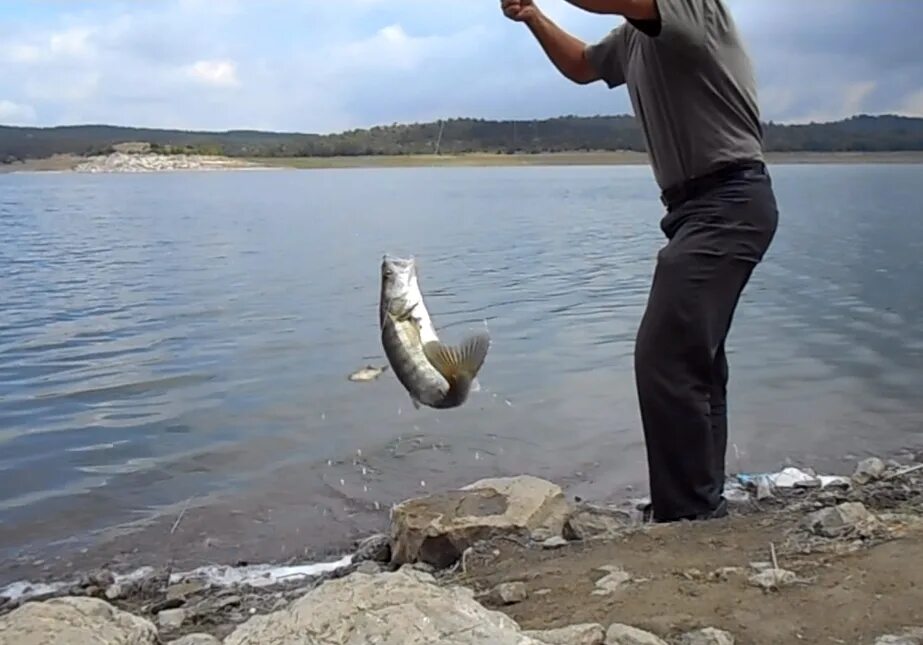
[422,332,490,389]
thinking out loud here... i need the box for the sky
[0,0,921,134]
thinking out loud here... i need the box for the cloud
[0,0,920,132]
[0,100,36,124]
[185,60,240,88]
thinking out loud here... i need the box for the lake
[1,163,922,584]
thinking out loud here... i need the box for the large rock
[605,623,668,645]
[224,567,547,645]
[875,628,923,645]
[0,596,158,645]
[679,627,735,645]
[853,457,887,484]
[524,623,605,645]
[523,623,606,645]
[563,503,633,541]
[390,475,570,568]
[168,636,222,645]
[802,502,875,537]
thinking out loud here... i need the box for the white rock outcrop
[224,567,548,645]
[0,596,158,645]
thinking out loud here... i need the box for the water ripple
[0,165,922,579]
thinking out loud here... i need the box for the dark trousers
[634,162,779,522]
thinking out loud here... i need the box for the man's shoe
[692,497,729,521]
[640,497,729,524]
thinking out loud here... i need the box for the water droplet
[504,399,512,407]
[321,412,326,420]
[363,484,368,492]
[357,448,362,457]
[475,451,480,460]
[420,480,426,487]
[361,466,367,476]
[374,501,380,510]
[327,459,332,466]
[339,478,345,486]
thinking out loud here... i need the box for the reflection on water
[0,164,922,582]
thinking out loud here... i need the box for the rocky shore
[72,152,261,173]
[2,458,922,644]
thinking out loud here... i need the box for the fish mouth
[381,254,415,269]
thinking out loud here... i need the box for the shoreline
[2,457,922,644]
[2,150,923,174]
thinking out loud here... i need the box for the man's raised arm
[501,0,600,85]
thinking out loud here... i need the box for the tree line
[2,114,922,163]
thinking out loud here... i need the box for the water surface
[1,164,922,583]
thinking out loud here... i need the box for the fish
[379,254,489,410]
[347,364,388,382]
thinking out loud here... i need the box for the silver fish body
[379,254,489,410]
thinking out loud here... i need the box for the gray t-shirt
[584,0,764,192]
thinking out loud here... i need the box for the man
[501,0,779,523]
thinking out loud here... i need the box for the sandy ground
[253,150,923,169]
[458,479,923,645]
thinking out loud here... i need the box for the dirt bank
[459,464,923,644]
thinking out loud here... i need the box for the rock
[487,582,528,605]
[355,560,383,575]
[709,567,746,581]
[524,623,605,645]
[853,457,887,484]
[592,565,632,596]
[756,478,774,500]
[77,569,115,591]
[747,568,797,591]
[216,594,242,609]
[874,628,923,645]
[103,583,125,601]
[166,580,207,601]
[157,608,187,631]
[542,536,569,549]
[224,568,547,644]
[168,635,222,645]
[390,475,570,568]
[563,503,633,541]
[679,627,735,645]
[605,623,668,645]
[0,596,158,645]
[802,502,874,537]
[354,533,392,563]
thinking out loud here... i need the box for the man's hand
[501,0,539,23]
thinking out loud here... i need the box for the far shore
[2,150,923,175]
[254,150,923,169]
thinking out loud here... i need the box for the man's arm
[521,10,600,85]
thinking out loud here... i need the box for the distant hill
[2,114,922,163]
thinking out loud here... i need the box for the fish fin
[391,301,418,323]
[411,396,421,410]
[422,332,490,383]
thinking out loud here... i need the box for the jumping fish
[378,254,489,409]
[347,364,388,382]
